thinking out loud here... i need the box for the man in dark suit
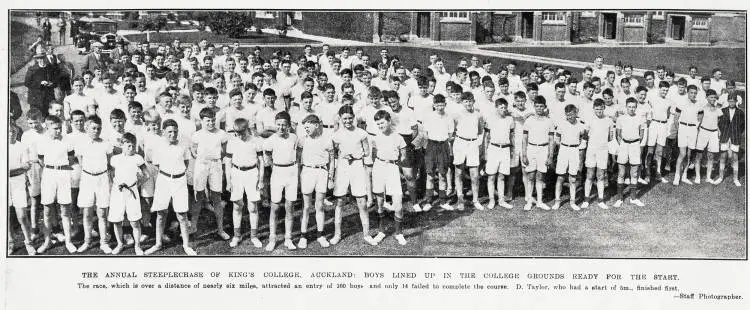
[24,53,59,116]
[717,93,745,187]
[82,42,111,74]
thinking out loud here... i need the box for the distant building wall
[301,12,374,42]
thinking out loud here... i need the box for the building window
[439,11,470,22]
[542,12,567,24]
[293,11,302,20]
[494,11,514,15]
[255,10,274,19]
[651,11,665,20]
[624,14,644,26]
[581,11,596,18]
[693,17,709,29]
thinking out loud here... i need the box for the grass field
[10,21,41,74]
[123,31,318,45]
[481,46,746,83]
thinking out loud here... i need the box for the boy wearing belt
[264,111,300,251]
[371,110,408,245]
[552,104,588,211]
[521,96,555,211]
[614,98,646,207]
[297,115,334,249]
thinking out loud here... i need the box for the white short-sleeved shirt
[39,136,74,166]
[256,107,281,132]
[676,99,702,125]
[547,97,570,123]
[134,92,157,111]
[556,120,586,145]
[65,94,97,115]
[110,154,145,185]
[139,131,161,162]
[316,101,342,127]
[9,142,27,170]
[524,116,554,145]
[95,90,125,119]
[422,111,455,141]
[300,133,334,166]
[636,102,653,123]
[333,127,368,158]
[617,114,644,140]
[454,109,482,139]
[700,106,722,130]
[409,94,434,120]
[359,104,393,135]
[226,136,263,167]
[220,106,257,132]
[391,108,418,135]
[75,137,113,172]
[153,140,191,174]
[22,130,46,158]
[587,116,614,148]
[710,79,726,93]
[509,108,534,146]
[485,114,514,145]
[650,95,672,121]
[191,129,229,160]
[372,132,406,161]
[264,133,298,164]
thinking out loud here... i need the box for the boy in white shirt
[694,89,723,184]
[521,96,555,211]
[582,99,614,209]
[371,110,408,245]
[108,133,149,255]
[64,77,97,120]
[22,109,46,241]
[483,98,515,210]
[614,98,647,207]
[552,104,588,211]
[263,111,300,251]
[452,92,484,211]
[9,126,36,255]
[297,115,335,248]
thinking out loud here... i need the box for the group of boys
[9,39,745,256]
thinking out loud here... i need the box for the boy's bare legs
[131,221,143,255]
[14,206,36,255]
[469,167,481,210]
[111,222,124,254]
[59,204,76,253]
[283,199,295,249]
[314,191,329,247]
[96,208,111,253]
[299,193,313,248]
[176,212,197,254]
[392,193,406,245]
[230,200,244,248]
[145,210,167,255]
[266,202,280,251]
[36,205,54,253]
[77,207,94,252]
[209,191,229,240]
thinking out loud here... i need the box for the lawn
[10,21,41,74]
[122,31,318,45]
[481,46,746,83]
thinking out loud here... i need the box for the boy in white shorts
[108,133,149,255]
[483,98,515,210]
[298,115,334,249]
[264,111,300,251]
[672,85,702,185]
[614,98,646,207]
[371,110,408,245]
[553,104,587,211]
[37,115,78,254]
[521,97,555,211]
[331,105,378,246]
[224,118,265,249]
[75,115,114,253]
[23,109,46,241]
[646,81,673,183]
[694,89,722,184]
[357,87,392,208]
[67,110,87,238]
[191,107,231,240]
[717,93,744,186]
[145,119,197,256]
[452,92,485,211]
[582,99,613,209]
[507,91,534,203]
[9,126,36,255]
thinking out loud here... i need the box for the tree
[138,15,167,33]
[207,11,254,38]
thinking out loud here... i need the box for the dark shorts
[399,134,416,168]
[425,139,451,175]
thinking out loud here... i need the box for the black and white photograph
[7,9,747,259]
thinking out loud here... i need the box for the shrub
[138,15,167,33]
[207,11,254,38]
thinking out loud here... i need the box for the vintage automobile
[74,16,127,54]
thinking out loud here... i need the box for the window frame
[541,11,567,25]
[439,11,471,22]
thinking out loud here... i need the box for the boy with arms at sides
[22,109,47,241]
[64,77,97,120]
[138,110,169,243]
[297,115,335,248]
[387,92,421,213]
[145,119,197,255]
[452,92,485,211]
[36,115,78,254]
[521,96,555,211]
[614,98,647,207]
[264,111,300,251]
[717,93,744,186]
[371,110,409,245]
[224,118,265,249]
[331,105,378,246]
[552,104,588,211]
[66,110,88,241]
[9,126,37,255]
[506,91,535,203]
[484,98,515,210]
[694,89,723,184]
[672,85,702,186]
[421,94,456,212]
[108,133,149,255]
[75,115,114,253]
[357,87,392,209]
[582,99,614,209]
[645,81,673,183]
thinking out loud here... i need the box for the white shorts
[585,145,609,170]
[696,128,720,153]
[720,138,740,153]
[647,120,669,147]
[555,144,581,175]
[617,139,642,165]
[485,143,511,176]
[186,157,195,186]
[525,144,549,173]
[77,171,111,208]
[364,134,376,166]
[70,163,82,188]
[372,160,402,196]
[270,164,299,203]
[452,137,480,167]
[152,172,189,213]
[27,163,42,197]
[139,162,158,198]
[229,166,261,202]
[608,139,619,155]
[193,159,223,192]
[108,183,142,222]
[333,158,367,198]
[677,124,698,149]
[41,168,72,205]
[9,175,28,209]
[301,165,329,195]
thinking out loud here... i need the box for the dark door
[671,16,685,40]
[603,13,617,39]
[417,12,431,38]
[521,12,534,38]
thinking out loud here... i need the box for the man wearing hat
[83,42,112,74]
[24,52,59,116]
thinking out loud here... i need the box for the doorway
[602,13,617,40]
[417,12,431,38]
[671,16,686,40]
[521,12,534,39]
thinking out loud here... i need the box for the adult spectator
[82,42,112,73]
[24,53,59,115]
[42,17,52,43]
